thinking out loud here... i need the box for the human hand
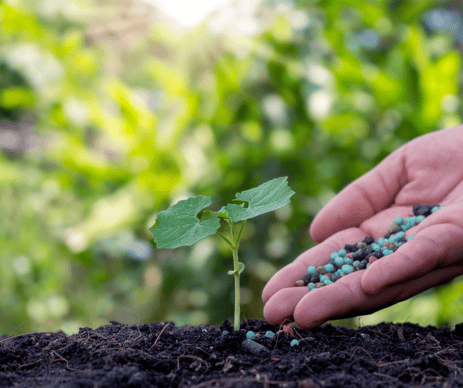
[262,126,463,329]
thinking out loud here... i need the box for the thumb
[310,145,406,243]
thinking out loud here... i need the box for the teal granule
[324,263,334,272]
[246,331,256,339]
[394,216,404,225]
[290,339,299,346]
[334,256,344,265]
[308,266,317,274]
[341,264,354,274]
[320,275,331,283]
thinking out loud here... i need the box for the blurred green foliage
[1,0,463,335]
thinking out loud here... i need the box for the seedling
[149,176,294,331]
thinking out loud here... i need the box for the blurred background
[1,0,463,336]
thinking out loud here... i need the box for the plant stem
[236,220,246,249]
[216,231,234,249]
[227,218,235,242]
[231,244,240,331]
[217,218,243,331]
[226,219,241,331]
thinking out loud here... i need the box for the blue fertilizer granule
[298,204,444,288]
[246,331,256,339]
[307,266,317,274]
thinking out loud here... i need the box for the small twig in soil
[110,325,129,343]
[176,354,211,371]
[377,357,410,367]
[122,324,142,346]
[373,372,402,382]
[15,359,44,371]
[196,346,212,356]
[416,367,444,384]
[396,326,405,341]
[149,322,170,350]
[348,346,376,363]
[179,343,211,357]
[49,350,86,372]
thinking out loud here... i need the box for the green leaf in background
[225,177,295,222]
[149,196,220,249]
[0,87,34,108]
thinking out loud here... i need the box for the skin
[262,126,463,329]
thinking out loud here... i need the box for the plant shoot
[149,177,294,331]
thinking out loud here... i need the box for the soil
[1,319,463,387]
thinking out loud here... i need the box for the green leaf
[200,210,216,221]
[231,199,248,206]
[149,196,220,249]
[227,262,245,275]
[225,177,295,222]
[218,206,229,218]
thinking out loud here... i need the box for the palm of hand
[262,127,463,329]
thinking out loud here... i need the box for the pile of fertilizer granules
[297,205,444,290]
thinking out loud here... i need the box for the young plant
[149,176,294,331]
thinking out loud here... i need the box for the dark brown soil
[1,318,463,387]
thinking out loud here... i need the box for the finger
[399,203,461,240]
[293,264,463,329]
[361,218,463,295]
[263,287,308,325]
[310,145,407,243]
[262,227,366,304]
[292,270,387,329]
[308,265,463,322]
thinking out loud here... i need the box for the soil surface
[1,318,463,387]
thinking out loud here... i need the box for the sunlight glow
[141,0,231,27]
